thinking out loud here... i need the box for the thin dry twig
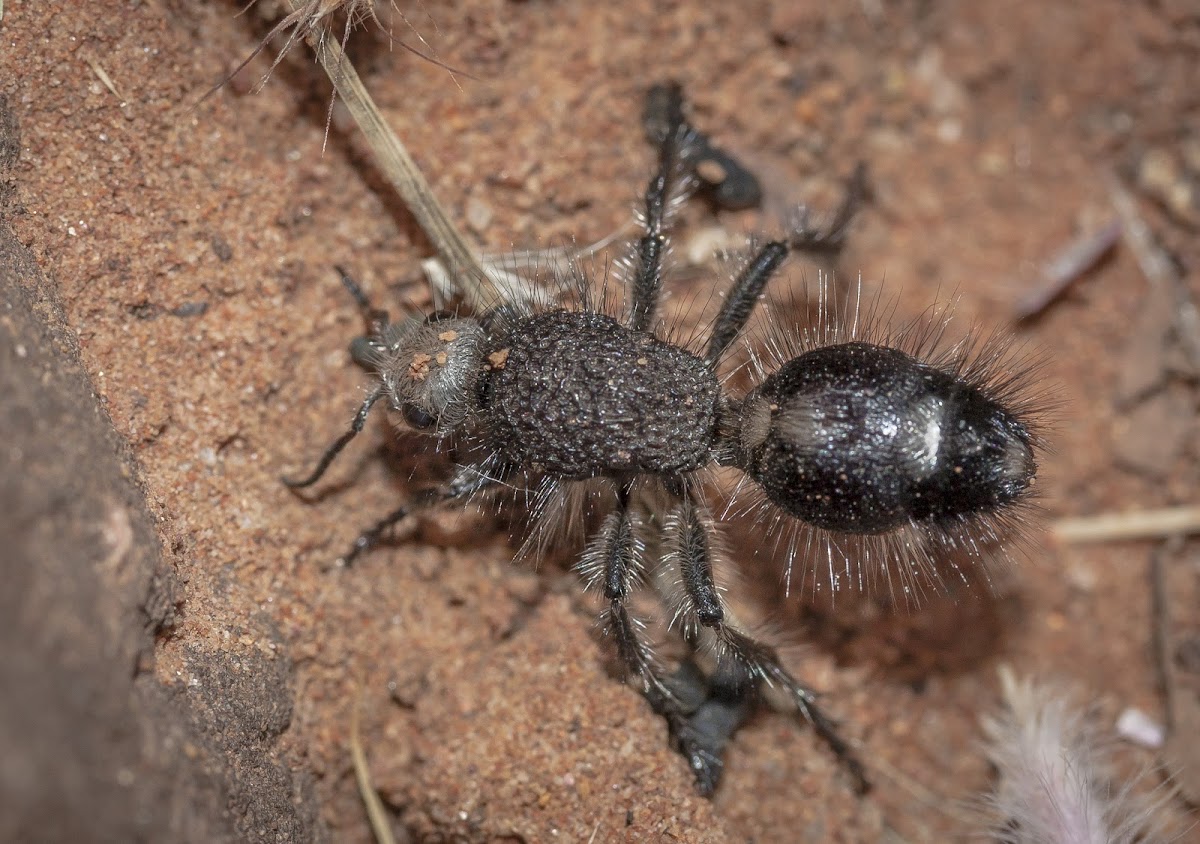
[1109,175,1176,293]
[219,3,636,314]
[1053,505,1200,544]
[84,56,124,101]
[221,1,469,101]
[349,690,398,844]
[289,5,499,309]
[1013,218,1121,320]
[1108,173,1200,371]
[1151,540,1200,805]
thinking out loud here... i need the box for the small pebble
[465,195,493,234]
[1137,147,1200,229]
[1115,706,1164,749]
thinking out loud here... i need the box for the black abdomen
[479,311,720,479]
[740,342,1036,533]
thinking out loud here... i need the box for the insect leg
[341,465,504,566]
[282,385,386,489]
[662,484,870,794]
[592,481,737,792]
[705,164,868,364]
[628,87,691,333]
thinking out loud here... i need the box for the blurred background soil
[2,1,1199,841]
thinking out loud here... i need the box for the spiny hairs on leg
[646,493,871,795]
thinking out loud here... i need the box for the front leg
[340,464,505,566]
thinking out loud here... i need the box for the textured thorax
[479,311,720,478]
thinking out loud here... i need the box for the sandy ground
[3,1,1199,841]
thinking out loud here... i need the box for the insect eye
[423,310,456,325]
[401,402,437,430]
